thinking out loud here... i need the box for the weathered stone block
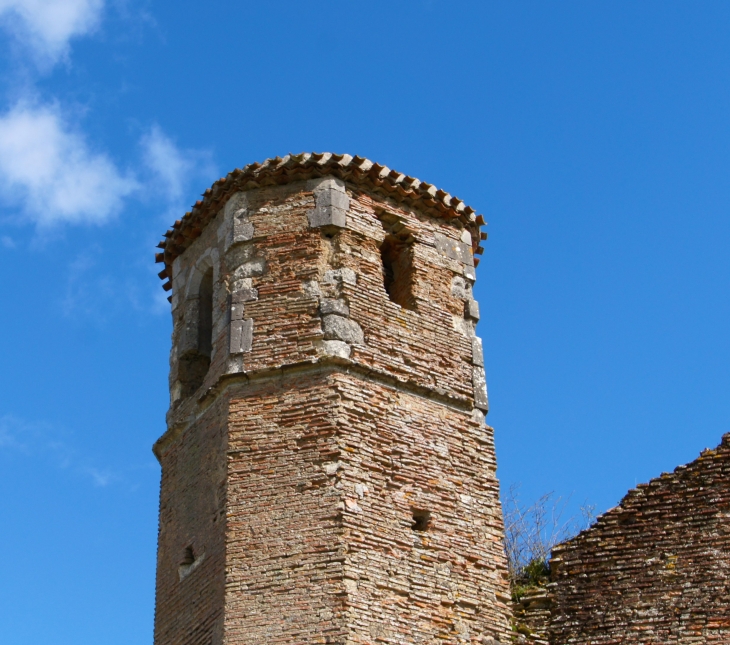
[316,339,351,359]
[473,366,489,412]
[323,268,357,286]
[434,231,474,266]
[320,298,349,316]
[229,318,253,354]
[465,298,481,320]
[230,302,245,322]
[451,275,472,300]
[308,180,349,229]
[231,287,258,304]
[232,216,254,244]
[472,337,484,367]
[231,259,265,285]
[322,314,364,344]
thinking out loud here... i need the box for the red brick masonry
[152,157,511,645]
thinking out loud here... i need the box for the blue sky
[1,2,729,643]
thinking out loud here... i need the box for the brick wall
[153,397,228,645]
[548,433,730,644]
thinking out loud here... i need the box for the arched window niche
[178,264,214,399]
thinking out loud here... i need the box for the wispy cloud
[141,124,216,219]
[0,101,138,226]
[0,414,117,487]
[0,0,104,66]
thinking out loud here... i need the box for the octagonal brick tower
[152,153,511,645]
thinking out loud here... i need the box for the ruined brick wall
[152,155,511,645]
[511,588,551,645]
[548,433,730,644]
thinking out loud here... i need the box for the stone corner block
[473,366,489,413]
[224,191,248,218]
[308,181,349,229]
[229,318,253,354]
[464,298,480,321]
[231,287,258,305]
[308,205,348,229]
[434,232,474,267]
[231,218,254,245]
[320,298,349,316]
[471,337,484,367]
[315,339,352,359]
[322,314,364,345]
[306,176,346,192]
[323,268,357,286]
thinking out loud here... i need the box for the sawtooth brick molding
[152,153,507,645]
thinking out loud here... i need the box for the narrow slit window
[380,234,416,310]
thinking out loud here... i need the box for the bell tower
[152,153,511,644]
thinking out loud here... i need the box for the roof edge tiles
[155,152,486,291]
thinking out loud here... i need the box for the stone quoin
[152,153,511,644]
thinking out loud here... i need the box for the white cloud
[0,0,104,64]
[141,124,216,210]
[141,125,190,203]
[0,102,138,226]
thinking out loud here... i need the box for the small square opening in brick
[411,509,431,532]
[181,545,196,567]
